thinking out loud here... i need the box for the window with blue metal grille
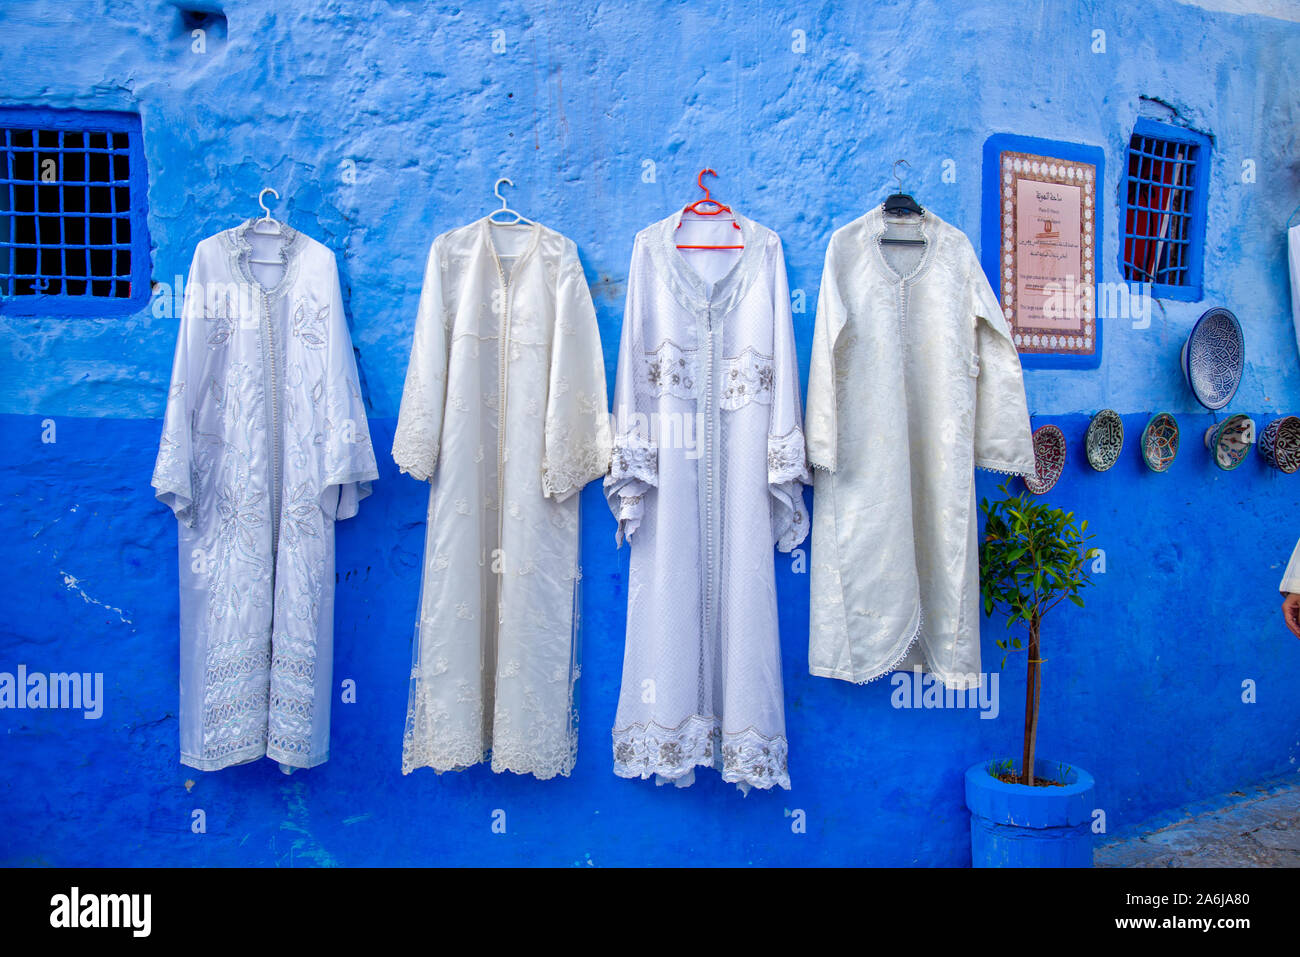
[0,108,150,315]
[1120,118,1210,301]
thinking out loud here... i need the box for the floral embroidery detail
[204,309,237,347]
[612,715,789,793]
[767,426,811,485]
[609,435,657,486]
[641,339,698,400]
[279,482,322,549]
[291,299,329,349]
[721,347,776,411]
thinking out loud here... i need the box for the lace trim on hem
[612,715,790,793]
[401,746,576,781]
[401,743,487,776]
[490,752,576,781]
[542,437,612,502]
[975,460,1035,478]
[393,444,439,483]
[824,609,926,686]
[266,747,329,770]
[181,742,267,772]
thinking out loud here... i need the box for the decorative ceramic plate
[1024,424,1066,494]
[1181,307,1244,411]
[1141,412,1179,472]
[1259,415,1300,473]
[1202,414,1255,471]
[1084,409,1124,472]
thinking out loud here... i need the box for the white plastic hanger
[487,177,533,226]
[248,187,285,264]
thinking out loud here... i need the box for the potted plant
[965,481,1097,867]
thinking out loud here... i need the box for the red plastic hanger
[676,169,744,250]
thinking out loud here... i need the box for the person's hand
[1283,593,1300,639]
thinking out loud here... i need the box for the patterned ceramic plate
[1024,424,1066,494]
[1141,412,1180,472]
[1085,409,1124,472]
[1181,308,1244,411]
[1259,415,1300,474]
[1202,414,1254,471]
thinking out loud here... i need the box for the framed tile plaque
[981,133,1106,370]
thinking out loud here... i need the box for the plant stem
[1020,617,1041,786]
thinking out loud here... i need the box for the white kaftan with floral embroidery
[606,210,810,793]
[804,206,1035,690]
[152,220,378,772]
[393,218,612,781]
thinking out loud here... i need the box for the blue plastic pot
[965,759,1095,868]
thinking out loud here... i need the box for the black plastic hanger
[882,160,926,245]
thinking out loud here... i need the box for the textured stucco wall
[1,0,1299,866]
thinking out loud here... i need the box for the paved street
[1095,778,1300,867]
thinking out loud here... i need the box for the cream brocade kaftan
[606,211,810,793]
[152,221,379,771]
[804,207,1035,690]
[393,218,612,780]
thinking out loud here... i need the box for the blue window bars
[1120,118,1210,302]
[0,108,150,315]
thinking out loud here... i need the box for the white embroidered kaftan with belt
[804,206,1035,689]
[393,218,612,780]
[152,221,379,771]
[606,210,810,793]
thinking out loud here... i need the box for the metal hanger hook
[892,160,910,192]
[258,187,280,221]
[494,177,514,210]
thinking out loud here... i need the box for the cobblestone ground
[1095,779,1300,867]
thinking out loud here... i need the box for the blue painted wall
[1,0,1299,866]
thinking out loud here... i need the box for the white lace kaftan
[394,218,612,780]
[152,221,379,771]
[606,210,810,793]
[804,206,1035,690]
